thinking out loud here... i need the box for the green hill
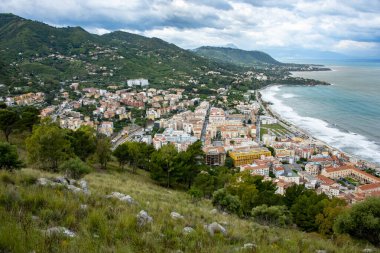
[0,168,376,253]
[0,13,240,93]
[194,46,282,67]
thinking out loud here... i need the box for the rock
[362,249,373,253]
[210,209,218,214]
[107,192,125,199]
[55,176,69,185]
[206,222,227,236]
[78,180,88,190]
[315,250,327,253]
[44,227,76,237]
[120,195,135,204]
[136,210,153,227]
[170,212,184,220]
[68,179,76,185]
[67,185,82,194]
[106,192,134,204]
[31,215,39,221]
[243,243,256,249]
[183,227,195,234]
[37,178,50,186]
[80,204,88,210]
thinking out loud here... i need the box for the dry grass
[0,168,377,253]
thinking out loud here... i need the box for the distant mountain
[0,13,240,94]
[194,46,282,67]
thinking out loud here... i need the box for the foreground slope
[0,168,376,253]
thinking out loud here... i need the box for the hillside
[0,13,240,93]
[0,168,375,253]
[194,46,282,67]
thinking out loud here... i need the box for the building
[279,171,300,185]
[305,162,322,176]
[98,121,114,137]
[240,161,270,177]
[204,146,226,166]
[127,78,149,87]
[153,128,197,151]
[322,166,380,184]
[229,148,272,166]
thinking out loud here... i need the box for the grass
[0,168,378,253]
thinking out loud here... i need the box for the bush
[212,188,241,215]
[334,197,380,246]
[251,204,292,227]
[0,142,22,171]
[59,157,92,179]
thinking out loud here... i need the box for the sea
[260,59,380,165]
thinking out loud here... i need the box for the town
[4,77,379,205]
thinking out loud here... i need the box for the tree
[59,157,92,179]
[0,109,18,142]
[316,198,346,236]
[177,140,205,189]
[68,126,96,161]
[150,144,178,188]
[26,121,71,171]
[284,184,307,208]
[290,191,329,232]
[212,188,242,215]
[95,136,112,170]
[113,143,130,170]
[225,156,234,168]
[334,197,380,246]
[251,204,292,227]
[0,142,22,171]
[17,106,40,132]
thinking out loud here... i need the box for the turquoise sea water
[261,60,380,165]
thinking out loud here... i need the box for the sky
[1,0,380,59]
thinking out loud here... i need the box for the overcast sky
[1,0,380,59]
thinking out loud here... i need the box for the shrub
[251,204,292,227]
[59,157,92,179]
[334,197,380,246]
[212,188,241,215]
[0,142,22,171]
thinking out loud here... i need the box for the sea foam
[261,85,380,164]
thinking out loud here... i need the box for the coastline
[257,85,379,168]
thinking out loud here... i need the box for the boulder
[243,243,256,249]
[67,185,83,194]
[183,227,195,235]
[78,180,88,190]
[54,176,69,185]
[206,222,227,236]
[136,210,153,227]
[37,178,51,186]
[120,195,135,204]
[170,212,184,220]
[210,209,218,214]
[44,227,76,237]
[362,249,373,253]
[106,192,135,204]
[315,250,327,253]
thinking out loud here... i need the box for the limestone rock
[170,211,184,220]
[206,222,227,236]
[44,227,76,237]
[315,250,327,253]
[210,209,218,214]
[243,243,256,249]
[183,227,195,234]
[67,184,82,194]
[106,192,135,204]
[137,210,153,227]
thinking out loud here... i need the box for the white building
[127,78,149,87]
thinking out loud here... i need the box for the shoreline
[257,85,379,168]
